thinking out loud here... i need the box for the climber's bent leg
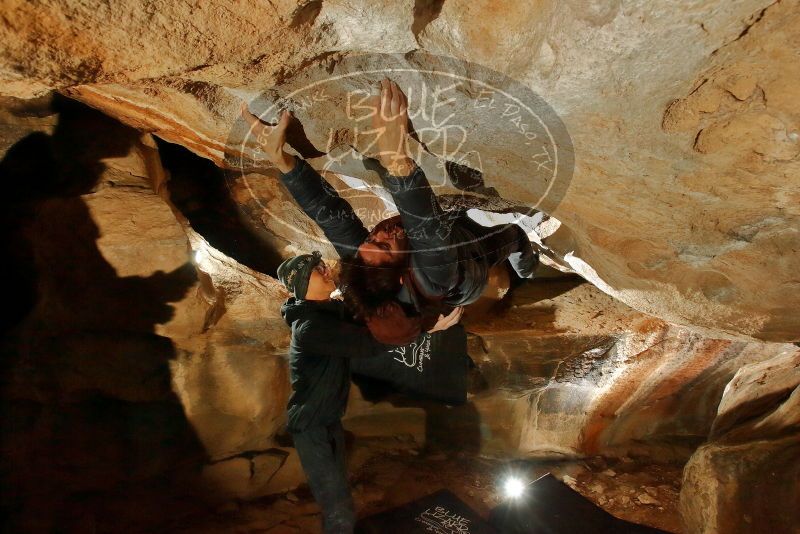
[480,224,539,279]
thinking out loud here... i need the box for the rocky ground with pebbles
[177,436,683,534]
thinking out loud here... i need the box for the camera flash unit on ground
[503,476,526,499]
[501,471,551,501]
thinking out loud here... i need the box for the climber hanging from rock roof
[241,78,540,345]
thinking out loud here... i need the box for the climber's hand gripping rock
[240,104,297,173]
[370,78,416,177]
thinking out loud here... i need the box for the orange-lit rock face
[680,349,800,534]
[4,0,798,341]
[451,281,798,460]
[2,1,800,532]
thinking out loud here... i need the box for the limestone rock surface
[2,2,800,533]
[3,0,797,340]
[680,349,800,534]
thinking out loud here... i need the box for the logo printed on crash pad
[416,505,472,533]
[390,334,432,373]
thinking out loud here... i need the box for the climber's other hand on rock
[240,103,296,173]
[371,78,415,177]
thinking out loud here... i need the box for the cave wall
[2,0,797,342]
[2,93,798,533]
[0,99,297,530]
[681,349,800,533]
[0,99,208,531]
[2,1,800,533]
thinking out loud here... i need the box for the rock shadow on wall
[352,375,483,456]
[444,159,500,198]
[157,139,285,276]
[0,96,213,532]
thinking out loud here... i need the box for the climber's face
[357,215,408,266]
[307,260,336,294]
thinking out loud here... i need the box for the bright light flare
[503,476,526,499]
[189,239,223,274]
[193,247,208,265]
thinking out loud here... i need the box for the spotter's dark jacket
[281,296,470,433]
[281,296,385,433]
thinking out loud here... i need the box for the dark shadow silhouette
[157,138,285,275]
[412,0,446,38]
[290,0,323,28]
[0,96,209,532]
[445,159,500,198]
[506,274,585,303]
[283,114,327,159]
[421,401,482,455]
[351,379,483,456]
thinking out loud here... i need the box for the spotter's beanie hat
[277,251,322,299]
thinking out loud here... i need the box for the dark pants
[472,221,539,278]
[486,225,530,264]
[292,421,355,534]
[438,219,539,306]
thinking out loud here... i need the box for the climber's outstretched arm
[372,79,416,177]
[380,162,459,297]
[241,104,368,258]
[280,158,368,259]
[369,80,459,295]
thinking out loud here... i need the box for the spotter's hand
[427,306,464,334]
